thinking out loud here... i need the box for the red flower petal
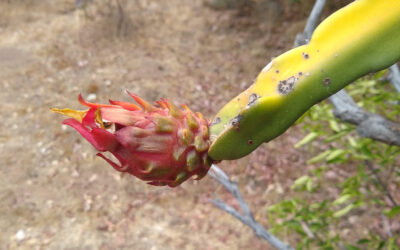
[109,100,141,111]
[126,90,157,112]
[63,118,118,152]
[96,153,129,172]
[78,94,119,109]
[100,108,144,126]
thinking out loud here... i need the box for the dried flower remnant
[52,91,213,187]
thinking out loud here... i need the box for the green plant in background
[267,74,400,249]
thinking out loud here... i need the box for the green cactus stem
[208,0,400,160]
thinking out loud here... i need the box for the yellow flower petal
[50,108,88,122]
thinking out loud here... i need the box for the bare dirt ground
[3,0,392,249]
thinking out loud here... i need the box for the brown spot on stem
[247,93,259,107]
[324,77,331,85]
[211,117,221,126]
[278,76,296,95]
[302,52,309,59]
[230,115,243,131]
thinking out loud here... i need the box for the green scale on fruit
[208,0,400,160]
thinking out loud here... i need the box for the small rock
[89,174,97,183]
[86,93,97,101]
[77,60,88,67]
[46,200,54,208]
[61,125,69,131]
[104,79,112,86]
[15,229,26,242]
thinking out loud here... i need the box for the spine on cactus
[208,0,400,160]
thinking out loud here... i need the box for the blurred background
[3,0,399,249]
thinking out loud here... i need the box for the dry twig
[389,64,400,94]
[208,165,294,250]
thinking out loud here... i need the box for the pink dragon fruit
[52,91,212,187]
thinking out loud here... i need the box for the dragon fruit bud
[52,92,213,187]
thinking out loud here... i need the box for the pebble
[46,200,54,208]
[15,229,26,242]
[40,147,47,154]
[104,79,112,86]
[111,195,118,201]
[61,124,69,131]
[89,174,97,183]
[77,60,88,67]
[86,93,97,101]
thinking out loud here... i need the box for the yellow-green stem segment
[208,0,400,160]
